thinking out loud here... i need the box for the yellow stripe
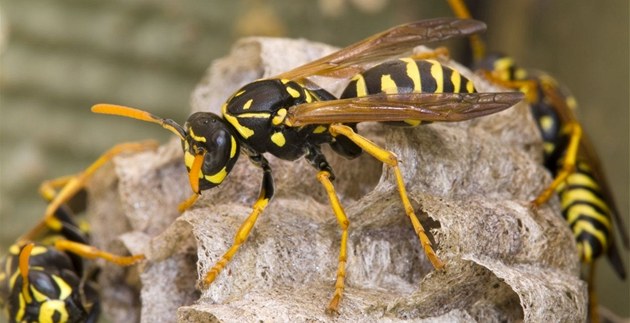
[9,270,19,290]
[403,119,422,126]
[30,246,48,256]
[234,90,246,97]
[39,300,69,323]
[205,167,228,184]
[353,74,367,97]
[15,293,25,322]
[380,74,398,94]
[223,103,254,139]
[52,275,72,299]
[573,221,608,252]
[184,151,195,170]
[543,143,555,155]
[566,173,599,190]
[286,86,301,98]
[230,136,237,158]
[0,271,6,282]
[272,108,287,126]
[9,244,20,255]
[400,58,421,92]
[494,57,515,81]
[189,128,207,143]
[304,89,313,103]
[428,60,443,93]
[565,204,611,230]
[237,113,271,119]
[561,188,610,214]
[539,115,554,132]
[514,68,527,80]
[450,68,461,93]
[313,125,327,134]
[30,285,49,302]
[242,98,253,110]
[465,79,474,93]
[270,132,286,147]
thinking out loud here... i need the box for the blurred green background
[0,0,627,319]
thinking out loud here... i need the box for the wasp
[0,142,153,323]
[446,0,629,319]
[91,17,524,313]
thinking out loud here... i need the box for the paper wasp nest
[87,38,586,322]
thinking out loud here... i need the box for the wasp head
[91,104,240,194]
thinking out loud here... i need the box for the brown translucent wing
[275,18,486,81]
[285,92,524,126]
[541,81,629,248]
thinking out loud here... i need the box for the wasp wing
[285,92,523,126]
[275,18,486,81]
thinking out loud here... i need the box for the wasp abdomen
[558,161,612,263]
[341,59,476,126]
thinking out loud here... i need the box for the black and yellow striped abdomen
[340,58,476,126]
[557,161,612,263]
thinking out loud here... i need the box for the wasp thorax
[183,112,241,190]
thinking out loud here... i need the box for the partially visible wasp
[91,17,524,313]
[446,0,629,319]
[0,142,154,323]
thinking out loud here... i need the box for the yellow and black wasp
[0,142,153,323]
[446,0,629,319]
[91,17,524,313]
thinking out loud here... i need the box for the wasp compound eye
[183,112,240,191]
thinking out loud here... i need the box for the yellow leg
[329,124,444,270]
[39,175,75,202]
[587,262,600,323]
[532,122,582,206]
[54,240,144,266]
[202,195,270,287]
[316,171,349,314]
[481,70,540,103]
[445,0,486,61]
[410,46,451,60]
[178,193,200,213]
[19,140,159,242]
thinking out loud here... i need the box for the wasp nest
[86,37,586,322]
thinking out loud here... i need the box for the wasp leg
[587,262,600,323]
[178,194,200,213]
[39,175,77,202]
[446,0,486,61]
[19,141,159,242]
[410,46,451,61]
[481,71,540,103]
[316,170,350,314]
[329,124,444,270]
[305,146,349,313]
[202,154,274,287]
[532,122,582,207]
[54,240,144,266]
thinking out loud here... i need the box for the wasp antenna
[91,104,187,141]
[18,243,35,303]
